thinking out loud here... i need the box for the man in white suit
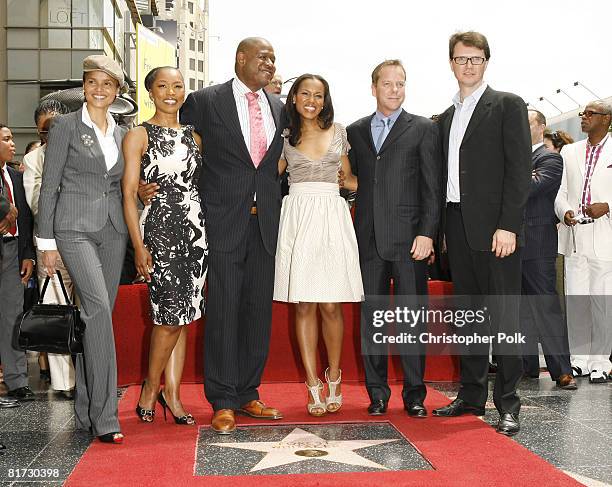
[554,100,612,383]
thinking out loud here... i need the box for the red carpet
[66,383,581,487]
[113,281,459,386]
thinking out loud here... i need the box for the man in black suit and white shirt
[520,109,575,389]
[433,32,532,436]
[180,37,286,434]
[347,60,442,418]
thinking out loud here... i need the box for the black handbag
[14,271,85,354]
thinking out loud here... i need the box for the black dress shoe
[432,398,485,417]
[60,390,74,400]
[0,442,5,454]
[497,413,520,436]
[367,400,387,415]
[0,396,20,409]
[7,386,35,402]
[405,402,427,418]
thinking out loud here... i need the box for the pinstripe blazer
[0,193,8,220]
[180,79,286,256]
[522,145,562,260]
[38,107,127,238]
[347,110,442,262]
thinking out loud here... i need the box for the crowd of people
[0,30,610,450]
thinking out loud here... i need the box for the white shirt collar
[81,103,116,137]
[453,82,488,108]
[232,77,265,98]
[532,142,544,152]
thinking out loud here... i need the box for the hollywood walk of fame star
[211,427,399,472]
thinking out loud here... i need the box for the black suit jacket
[438,86,532,251]
[6,165,35,263]
[180,79,286,256]
[347,110,442,261]
[522,145,563,260]
[0,193,9,220]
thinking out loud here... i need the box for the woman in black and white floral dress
[122,66,207,425]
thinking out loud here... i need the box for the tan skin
[278,78,356,414]
[42,70,120,277]
[0,127,33,283]
[563,102,611,226]
[122,68,202,422]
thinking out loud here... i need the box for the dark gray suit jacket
[438,86,532,251]
[38,107,127,239]
[0,194,9,220]
[347,110,442,261]
[523,145,563,260]
[180,79,286,256]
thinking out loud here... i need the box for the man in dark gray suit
[520,109,575,389]
[180,37,286,434]
[347,60,442,417]
[0,124,35,402]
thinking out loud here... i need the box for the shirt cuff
[36,237,57,251]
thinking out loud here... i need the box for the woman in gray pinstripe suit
[38,55,128,444]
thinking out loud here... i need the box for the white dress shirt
[446,82,488,202]
[37,104,119,251]
[1,163,18,237]
[532,142,544,153]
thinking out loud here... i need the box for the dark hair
[25,140,41,154]
[528,109,547,126]
[371,60,406,85]
[144,66,182,91]
[449,31,490,60]
[543,130,574,150]
[34,99,70,125]
[0,123,7,130]
[285,74,334,147]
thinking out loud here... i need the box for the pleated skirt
[273,182,364,303]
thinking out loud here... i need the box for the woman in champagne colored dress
[274,74,362,416]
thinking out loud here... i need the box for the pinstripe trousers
[359,231,428,405]
[55,219,127,436]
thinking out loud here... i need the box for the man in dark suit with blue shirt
[520,109,576,390]
[180,37,286,434]
[347,60,442,418]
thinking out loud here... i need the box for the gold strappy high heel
[325,368,342,413]
[306,379,326,417]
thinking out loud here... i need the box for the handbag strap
[38,270,72,305]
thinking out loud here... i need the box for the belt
[447,202,461,209]
[2,236,17,242]
[250,204,257,215]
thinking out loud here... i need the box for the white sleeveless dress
[273,123,364,303]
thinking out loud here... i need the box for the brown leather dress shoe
[238,400,283,419]
[556,374,578,390]
[211,409,236,435]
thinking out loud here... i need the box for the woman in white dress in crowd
[274,74,363,416]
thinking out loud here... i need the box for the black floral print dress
[139,122,207,326]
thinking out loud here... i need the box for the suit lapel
[532,145,547,165]
[440,106,454,162]
[75,107,107,168]
[213,80,252,165]
[461,86,493,145]
[592,135,612,177]
[359,114,376,155]
[378,110,412,154]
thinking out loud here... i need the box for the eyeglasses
[579,110,609,118]
[452,56,486,65]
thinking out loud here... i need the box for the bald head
[234,37,276,92]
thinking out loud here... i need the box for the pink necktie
[246,92,267,168]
